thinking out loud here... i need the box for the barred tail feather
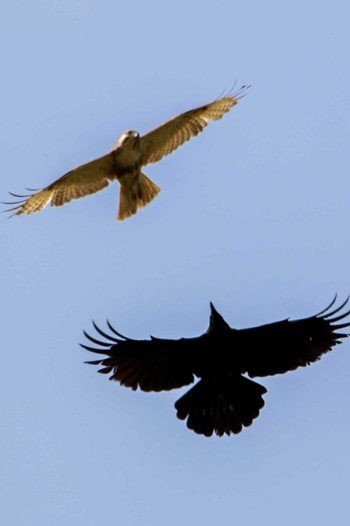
[138,173,161,209]
[118,186,138,221]
[118,173,161,221]
[175,376,267,437]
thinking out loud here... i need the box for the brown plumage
[82,296,350,437]
[4,85,248,221]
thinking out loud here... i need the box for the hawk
[82,296,349,437]
[5,86,248,221]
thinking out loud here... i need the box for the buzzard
[5,86,248,221]
[82,296,349,437]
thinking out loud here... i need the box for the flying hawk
[82,296,349,437]
[5,86,248,221]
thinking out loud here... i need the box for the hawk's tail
[175,375,267,437]
[118,173,161,221]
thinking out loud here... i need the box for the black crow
[82,296,349,437]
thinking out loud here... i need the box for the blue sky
[1,1,350,524]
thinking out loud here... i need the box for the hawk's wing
[238,297,350,378]
[140,86,248,166]
[82,321,204,392]
[4,153,113,216]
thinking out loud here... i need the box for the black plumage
[81,296,349,437]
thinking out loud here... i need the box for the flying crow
[82,296,349,437]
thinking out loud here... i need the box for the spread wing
[82,320,204,392]
[140,85,248,166]
[4,153,113,216]
[239,297,350,378]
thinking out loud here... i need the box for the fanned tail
[118,173,161,221]
[175,375,267,437]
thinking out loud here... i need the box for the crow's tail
[175,375,266,437]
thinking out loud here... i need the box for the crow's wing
[82,321,204,392]
[4,153,113,216]
[238,297,350,378]
[140,86,248,166]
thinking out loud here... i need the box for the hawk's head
[112,130,141,155]
[119,130,140,146]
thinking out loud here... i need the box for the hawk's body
[82,297,350,437]
[6,86,248,220]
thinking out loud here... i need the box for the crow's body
[82,297,349,437]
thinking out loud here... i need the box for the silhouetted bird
[4,85,248,221]
[82,296,349,437]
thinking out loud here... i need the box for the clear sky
[1,1,350,525]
